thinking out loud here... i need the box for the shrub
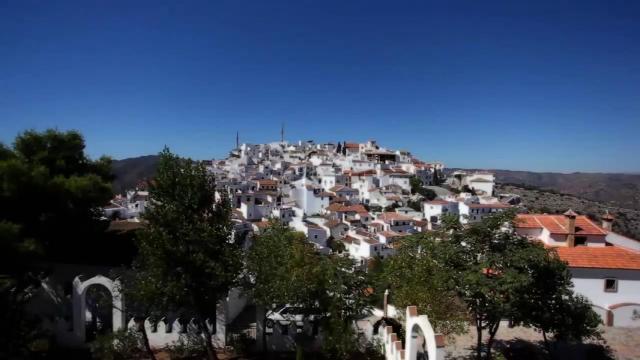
[89,330,145,360]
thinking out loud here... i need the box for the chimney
[564,209,577,247]
[383,289,390,318]
[602,211,614,232]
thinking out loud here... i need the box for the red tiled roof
[377,212,414,222]
[325,203,368,214]
[553,246,640,270]
[516,214,607,236]
[256,179,278,186]
[344,143,360,149]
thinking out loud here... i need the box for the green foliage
[245,222,371,357]
[327,236,346,253]
[164,333,208,360]
[366,256,388,308]
[406,199,422,212]
[409,176,437,200]
[387,210,600,359]
[89,330,146,360]
[0,129,114,262]
[0,129,115,358]
[134,148,242,359]
[384,203,400,212]
[384,232,468,336]
[510,247,601,348]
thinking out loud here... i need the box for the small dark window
[604,279,618,293]
[281,323,289,335]
[575,236,587,246]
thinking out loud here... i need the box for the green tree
[134,148,242,360]
[0,129,114,357]
[384,232,468,336]
[0,129,113,261]
[409,176,437,200]
[442,210,600,359]
[442,211,539,359]
[511,250,601,354]
[245,221,324,357]
[318,255,371,358]
[245,222,371,359]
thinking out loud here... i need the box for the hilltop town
[106,138,512,260]
[107,138,640,328]
[4,132,640,360]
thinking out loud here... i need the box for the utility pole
[236,131,239,149]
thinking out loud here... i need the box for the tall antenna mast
[236,131,239,149]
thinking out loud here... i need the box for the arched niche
[72,275,125,343]
[404,306,437,360]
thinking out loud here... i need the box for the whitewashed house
[515,211,640,327]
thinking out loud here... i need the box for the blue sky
[1,1,639,172]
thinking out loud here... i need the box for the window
[575,236,587,246]
[314,234,318,239]
[604,279,618,293]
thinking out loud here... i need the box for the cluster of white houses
[104,139,639,330]
[30,138,635,356]
[206,139,508,263]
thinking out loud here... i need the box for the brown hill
[111,155,159,194]
[458,169,640,211]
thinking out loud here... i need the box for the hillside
[498,184,640,240]
[111,155,159,194]
[491,170,640,211]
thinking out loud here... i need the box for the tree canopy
[0,129,115,357]
[245,221,371,359]
[133,148,243,360]
[384,210,601,359]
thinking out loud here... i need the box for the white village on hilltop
[39,135,640,359]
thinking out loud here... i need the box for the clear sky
[1,1,639,172]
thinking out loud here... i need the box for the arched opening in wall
[84,284,114,342]
[410,323,429,360]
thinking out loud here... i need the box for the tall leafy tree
[384,232,468,336]
[0,129,113,356]
[442,211,540,359]
[134,148,242,360]
[245,222,324,357]
[442,210,599,359]
[317,255,371,358]
[511,249,601,354]
[245,222,371,359]
[0,129,113,261]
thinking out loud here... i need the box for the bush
[164,333,207,360]
[89,330,145,360]
[228,332,255,355]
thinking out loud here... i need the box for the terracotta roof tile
[554,246,640,270]
[516,214,607,236]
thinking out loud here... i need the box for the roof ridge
[550,216,567,232]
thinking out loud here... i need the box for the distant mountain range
[111,156,640,212]
[483,169,640,211]
[111,155,159,194]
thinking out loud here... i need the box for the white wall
[571,268,640,327]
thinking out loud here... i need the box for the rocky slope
[498,184,640,240]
